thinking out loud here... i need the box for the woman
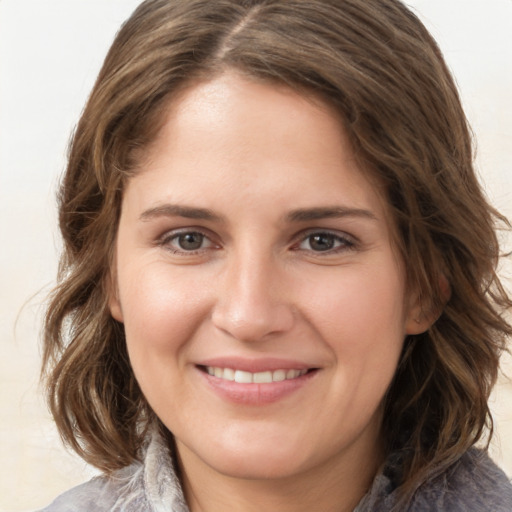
[40,0,512,510]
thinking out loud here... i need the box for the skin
[109,72,430,512]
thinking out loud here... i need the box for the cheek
[310,265,405,330]
[302,263,407,369]
[117,264,214,413]
[119,263,212,355]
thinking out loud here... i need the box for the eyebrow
[140,204,224,222]
[286,206,377,222]
[139,203,377,224]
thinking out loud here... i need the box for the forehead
[125,72,392,226]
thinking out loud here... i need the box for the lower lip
[198,368,317,405]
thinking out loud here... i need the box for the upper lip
[197,357,316,373]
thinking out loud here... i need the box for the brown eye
[176,232,205,251]
[297,231,355,253]
[159,229,218,256]
[308,234,336,252]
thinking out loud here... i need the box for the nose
[211,251,295,343]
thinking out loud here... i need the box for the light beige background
[1,1,511,511]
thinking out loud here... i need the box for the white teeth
[273,369,286,382]
[286,369,299,379]
[253,371,272,383]
[234,370,253,383]
[223,368,235,381]
[205,366,309,383]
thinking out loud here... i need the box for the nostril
[211,300,295,343]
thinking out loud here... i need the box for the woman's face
[110,72,427,483]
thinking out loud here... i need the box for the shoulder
[36,427,188,512]
[37,476,115,512]
[37,463,149,512]
[410,449,512,511]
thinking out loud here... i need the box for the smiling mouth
[200,366,315,383]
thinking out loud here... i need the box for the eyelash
[158,229,215,255]
[294,230,357,254]
[157,229,357,256]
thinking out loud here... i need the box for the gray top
[39,429,512,511]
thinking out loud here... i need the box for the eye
[160,230,216,254]
[297,231,355,253]
[175,232,206,251]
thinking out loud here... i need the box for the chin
[177,432,314,481]
[208,448,310,481]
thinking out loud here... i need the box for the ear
[405,302,434,335]
[106,267,124,323]
[405,274,451,335]
[109,291,124,323]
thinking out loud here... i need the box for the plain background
[1,1,511,510]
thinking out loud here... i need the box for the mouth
[199,366,314,383]
[197,362,319,405]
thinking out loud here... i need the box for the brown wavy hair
[42,0,511,502]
